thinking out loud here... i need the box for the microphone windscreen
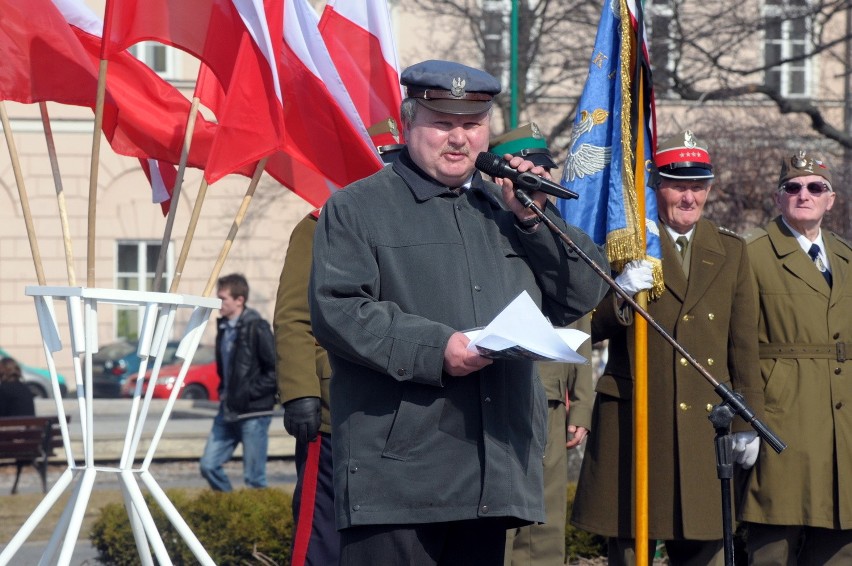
[474,152,507,178]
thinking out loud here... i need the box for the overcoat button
[480,505,489,514]
[836,402,843,410]
[836,368,842,375]
[834,332,840,339]
[679,402,689,411]
[397,368,406,376]
[353,505,360,511]
[474,285,482,291]
[679,358,688,366]
[708,313,715,320]
[707,358,715,366]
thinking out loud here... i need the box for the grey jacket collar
[393,148,494,205]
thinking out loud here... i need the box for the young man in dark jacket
[200,273,278,491]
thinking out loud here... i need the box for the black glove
[282,396,322,443]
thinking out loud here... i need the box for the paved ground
[0,459,298,565]
[0,398,590,564]
[0,398,296,564]
[0,457,298,496]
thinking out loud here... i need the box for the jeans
[199,407,272,491]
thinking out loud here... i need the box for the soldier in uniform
[492,123,595,566]
[739,151,852,564]
[571,130,762,565]
[275,121,403,566]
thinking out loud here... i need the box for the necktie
[676,236,689,259]
[808,243,832,287]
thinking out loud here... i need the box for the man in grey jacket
[310,59,608,565]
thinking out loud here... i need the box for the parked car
[0,346,68,399]
[91,340,180,398]
[121,345,218,401]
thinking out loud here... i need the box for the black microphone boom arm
[511,188,786,455]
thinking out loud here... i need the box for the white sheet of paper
[463,291,589,363]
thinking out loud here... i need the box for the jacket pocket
[381,390,439,461]
[763,358,795,414]
[595,373,633,400]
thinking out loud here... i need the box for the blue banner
[557,0,661,277]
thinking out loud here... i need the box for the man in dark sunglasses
[740,150,851,564]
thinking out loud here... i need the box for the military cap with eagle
[401,60,501,115]
[654,130,714,181]
[778,150,833,188]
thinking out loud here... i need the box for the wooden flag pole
[87,60,108,287]
[1,102,46,286]
[40,102,77,286]
[153,97,202,292]
[202,158,268,297]
[168,177,209,294]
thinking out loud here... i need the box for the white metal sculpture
[0,286,220,566]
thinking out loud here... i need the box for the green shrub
[90,487,293,565]
[565,483,607,560]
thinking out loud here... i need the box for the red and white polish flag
[273,0,382,193]
[101,0,285,183]
[318,0,404,133]
[0,0,220,209]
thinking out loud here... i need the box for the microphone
[475,152,579,200]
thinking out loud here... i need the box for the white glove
[732,431,760,469]
[614,260,654,297]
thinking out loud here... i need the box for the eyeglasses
[779,182,831,195]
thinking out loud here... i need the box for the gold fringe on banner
[611,0,665,301]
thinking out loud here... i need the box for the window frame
[646,0,679,98]
[762,1,815,99]
[114,240,174,341]
[129,42,179,80]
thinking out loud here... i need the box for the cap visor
[417,98,493,115]
[659,167,714,180]
[525,154,558,169]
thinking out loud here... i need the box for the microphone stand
[515,190,785,566]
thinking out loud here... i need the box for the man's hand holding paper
[464,291,590,363]
[443,332,493,376]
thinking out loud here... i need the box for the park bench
[0,415,68,494]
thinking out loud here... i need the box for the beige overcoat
[739,216,852,529]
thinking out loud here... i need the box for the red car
[122,345,219,400]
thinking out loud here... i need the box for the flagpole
[40,103,77,286]
[510,0,519,128]
[633,66,650,566]
[202,157,269,297]
[169,177,209,295]
[87,60,108,287]
[0,102,46,286]
[153,96,202,292]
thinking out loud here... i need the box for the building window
[129,42,177,79]
[647,0,678,97]
[763,1,813,98]
[115,241,172,340]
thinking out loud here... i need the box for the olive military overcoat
[274,213,333,434]
[739,216,852,529]
[571,218,762,540]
